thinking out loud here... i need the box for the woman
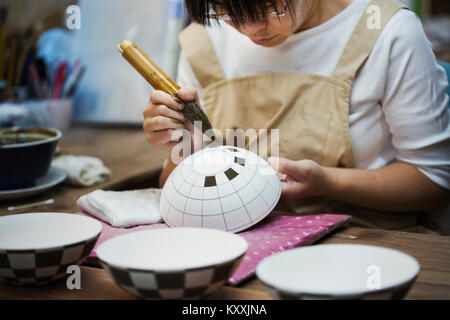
[142,0,450,233]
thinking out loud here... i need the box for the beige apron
[179,0,422,231]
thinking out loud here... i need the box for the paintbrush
[118,40,214,139]
[35,58,49,98]
[15,25,36,87]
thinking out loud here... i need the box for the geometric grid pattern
[160,146,281,233]
[99,254,244,300]
[261,279,415,300]
[0,235,99,287]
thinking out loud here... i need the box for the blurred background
[0,0,185,128]
[0,0,448,129]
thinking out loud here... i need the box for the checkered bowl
[256,244,420,300]
[0,212,102,286]
[160,146,281,234]
[97,228,248,299]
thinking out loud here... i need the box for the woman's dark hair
[185,0,296,27]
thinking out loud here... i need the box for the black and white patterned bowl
[256,244,420,300]
[160,146,281,233]
[97,228,248,299]
[0,212,101,286]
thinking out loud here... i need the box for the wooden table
[0,125,169,215]
[1,126,449,300]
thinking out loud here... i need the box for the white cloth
[77,188,163,228]
[177,0,450,190]
[52,155,112,187]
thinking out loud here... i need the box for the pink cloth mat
[77,212,351,285]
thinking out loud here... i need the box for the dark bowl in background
[0,127,62,191]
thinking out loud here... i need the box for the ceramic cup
[0,127,62,190]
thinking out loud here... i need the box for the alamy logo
[66,5,81,30]
[170,121,280,173]
[66,265,81,290]
[366,5,381,30]
[366,265,382,290]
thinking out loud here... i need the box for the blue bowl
[0,127,62,190]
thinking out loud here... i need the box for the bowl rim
[98,252,246,275]
[96,228,249,272]
[255,244,420,297]
[0,233,100,254]
[0,127,62,149]
[0,212,102,251]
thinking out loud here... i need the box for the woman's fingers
[269,157,319,182]
[268,157,326,199]
[177,85,200,103]
[144,104,186,123]
[143,116,184,133]
[269,157,299,177]
[149,90,184,111]
[142,87,200,150]
[144,128,183,147]
[280,181,307,200]
[278,158,303,177]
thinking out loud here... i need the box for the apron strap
[179,23,226,88]
[332,0,407,85]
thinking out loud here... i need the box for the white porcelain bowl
[0,212,102,286]
[97,228,248,299]
[160,146,281,233]
[256,244,420,300]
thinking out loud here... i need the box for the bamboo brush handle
[119,40,180,96]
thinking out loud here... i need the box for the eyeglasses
[209,3,290,22]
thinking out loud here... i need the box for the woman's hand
[268,157,331,200]
[269,157,449,212]
[142,86,199,150]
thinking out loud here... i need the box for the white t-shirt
[177,0,450,190]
